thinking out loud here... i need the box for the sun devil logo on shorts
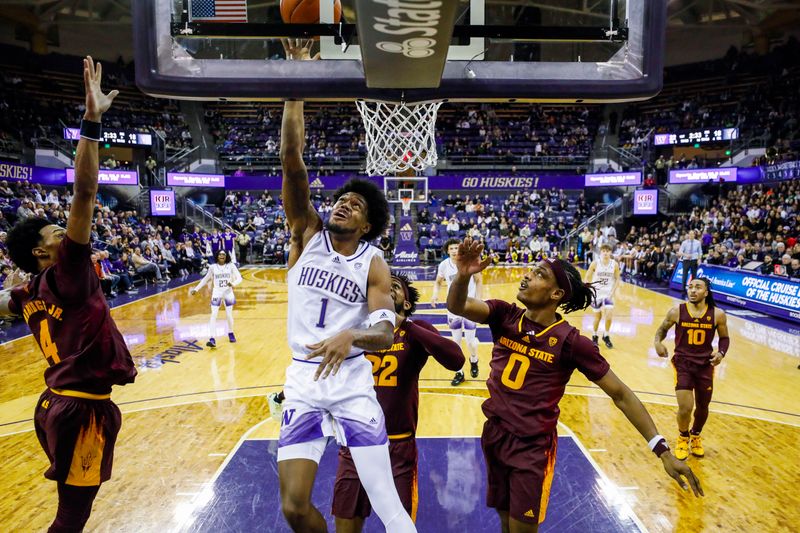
[548,337,558,347]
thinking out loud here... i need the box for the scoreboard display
[653,127,738,146]
[63,127,153,146]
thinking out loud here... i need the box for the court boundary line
[556,421,649,533]
[186,392,648,533]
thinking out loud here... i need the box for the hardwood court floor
[0,266,798,532]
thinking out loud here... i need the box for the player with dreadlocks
[332,271,465,531]
[447,237,703,533]
[654,277,729,461]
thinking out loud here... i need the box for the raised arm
[654,306,679,358]
[446,238,492,323]
[280,40,322,267]
[68,57,118,245]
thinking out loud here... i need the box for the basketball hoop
[356,99,443,176]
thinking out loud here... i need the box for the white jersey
[287,230,381,357]
[437,258,477,298]
[194,263,242,298]
[590,258,617,297]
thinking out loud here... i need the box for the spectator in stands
[446,216,460,237]
[16,199,35,220]
[790,258,800,278]
[131,246,165,284]
[236,232,251,264]
[100,251,136,294]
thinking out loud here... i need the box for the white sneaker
[267,392,283,423]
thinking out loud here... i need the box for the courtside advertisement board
[671,262,800,323]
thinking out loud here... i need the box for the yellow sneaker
[675,435,690,460]
[690,434,705,457]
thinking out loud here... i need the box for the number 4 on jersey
[38,320,61,365]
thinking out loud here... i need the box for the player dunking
[1,57,137,532]
[654,278,729,460]
[333,272,465,532]
[584,243,621,348]
[432,239,482,386]
[190,250,242,347]
[447,237,703,532]
[277,39,416,533]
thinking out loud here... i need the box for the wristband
[648,434,670,458]
[369,308,396,327]
[80,119,103,142]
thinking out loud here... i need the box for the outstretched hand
[661,453,704,497]
[83,56,118,122]
[454,238,492,277]
[282,38,320,61]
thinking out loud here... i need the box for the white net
[356,100,443,176]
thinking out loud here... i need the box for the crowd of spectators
[0,179,206,302]
[583,180,800,283]
[0,43,191,160]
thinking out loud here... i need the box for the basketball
[280,0,341,24]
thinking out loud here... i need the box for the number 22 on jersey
[366,354,398,387]
[37,319,61,365]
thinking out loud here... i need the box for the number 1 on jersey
[315,298,329,328]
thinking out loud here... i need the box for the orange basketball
[280,0,342,24]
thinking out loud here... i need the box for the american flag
[190,0,248,22]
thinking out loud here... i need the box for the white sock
[464,329,478,363]
[209,306,219,338]
[451,327,463,347]
[349,444,416,532]
[225,305,234,333]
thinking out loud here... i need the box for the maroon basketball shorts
[33,388,122,486]
[671,356,714,392]
[332,437,418,520]
[481,418,557,525]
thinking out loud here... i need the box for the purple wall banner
[167,172,226,187]
[224,173,585,191]
[150,189,176,216]
[0,160,66,185]
[393,216,420,266]
[669,167,738,184]
[633,189,658,215]
[584,172,642,187]
[66,168,139,186]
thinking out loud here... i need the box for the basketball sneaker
[591,335,599,346]
[451,370,465,386]
[268,392,283,423]
[228,332,237,343]
[689,434,705,457]
[603,335,614,349]
[675,435,690,460]
[206,338,216,348]
[470,361,479,378]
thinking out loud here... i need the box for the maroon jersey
[366,318,464,437]
[674,303,716,361]
[482,299,610,438]
[9,236,137,394]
